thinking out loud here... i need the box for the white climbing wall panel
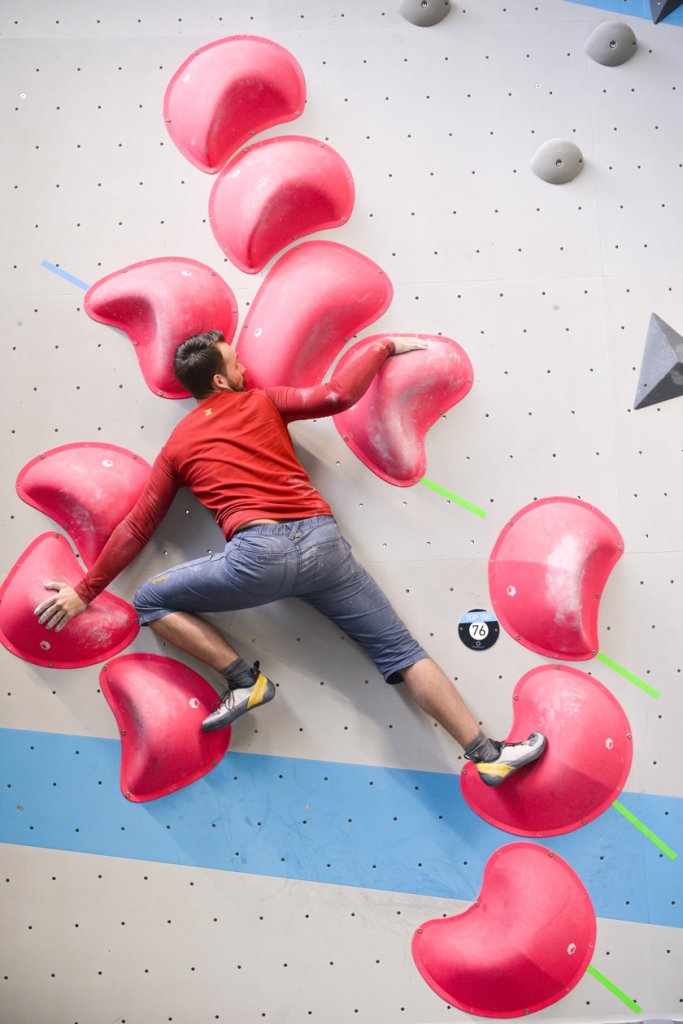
[1,1,682,1022]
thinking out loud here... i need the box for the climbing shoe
[201,664,276,732]
[472,732,547,787]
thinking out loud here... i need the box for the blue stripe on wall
[1,728,681,927]
[564,0,683,23]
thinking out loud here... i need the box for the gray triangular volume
[649,0,683,23]
[634,313,683,410]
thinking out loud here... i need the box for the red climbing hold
[333,335,473,486]
[0,533,138,669]
[84,257,238,399]
[236,241,393,389]
[100,653,231,802]
[16,443,151,567]
[489,497,624,659]
[412,843,596,1018]
[164,35,306,174]
[460,664,632,836]
[209,136,355,273]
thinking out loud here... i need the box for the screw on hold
[125,792,131,799]
[513,694,519,700]
[555,159,563,167]
[626,733,632,740]
[473,901,480,907]
[581,819,588,825]
[121,729,126,736]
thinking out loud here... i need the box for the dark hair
[174,330,226,399]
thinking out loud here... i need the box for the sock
[221,657,256,690]
[464,730,502,764]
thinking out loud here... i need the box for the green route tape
[612,800,677,860]
[420,478,487,518]
[596,652,660,698]
[586,965,642,1013]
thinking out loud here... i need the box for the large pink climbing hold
[100,653,231,802]
[0,533,138,669]
[460,664,632,836]
[333,335,473,486]
[489,497,624,660]
[16,443,151,567]
[209,136,355,273]
[164,35,306,174]
[236,242,393,389]
[84,257,238,399]
[412,843,596,1018]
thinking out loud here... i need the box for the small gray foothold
[530,139,584,185]
[650,0,683,24]
[399,0,451,27]
[585,21,637,66]
[634,313,683,410]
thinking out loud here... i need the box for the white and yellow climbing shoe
[474,732,547,787]
[201,664,276,732]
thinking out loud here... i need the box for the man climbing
[34,331,546,786]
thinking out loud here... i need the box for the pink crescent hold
[0,533,138,670]
[236,241,393,389]
[209,136,355,274]
[489,497,624,659]
[16,443,151,567]
[412,843,596,1018]
[84,258,238,399]
[100,653,231,802]
[460,664,633,836]
[333,335,473,486]
[163,35,306,174]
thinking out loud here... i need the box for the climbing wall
[1,0,682,1021]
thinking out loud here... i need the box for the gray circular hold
[585,21,637,66]
[531,139,584,185]
[399,0,451,27]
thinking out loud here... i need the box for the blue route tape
[1,728,681,927]
[41,260,90,291]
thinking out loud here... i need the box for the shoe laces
[219,686,235,712]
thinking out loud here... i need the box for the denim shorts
[133,515,427,682]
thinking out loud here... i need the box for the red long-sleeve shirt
[74,339,394,603]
